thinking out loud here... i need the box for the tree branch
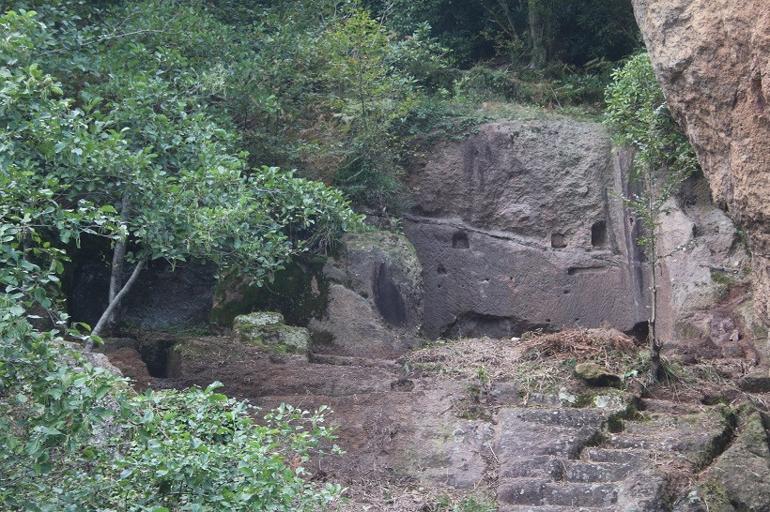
[89,259,145,345]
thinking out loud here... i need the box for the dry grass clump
[405,329,645,396]
[520,328,639,373]
[403,337,523,382]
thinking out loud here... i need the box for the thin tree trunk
[528,0,547,68]
[648,240,661,381]
[646,174,661,382]
[496,0,519,39]
[89,259,145,344]
[107,194,130,324]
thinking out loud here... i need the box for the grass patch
[405,328,647,400]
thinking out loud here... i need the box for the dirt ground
[105,329,770,511]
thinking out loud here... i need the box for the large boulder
[309,231,423,358]
[631,0,770,352]
[404,118,753,346]
[405,119,649,338]
[656,175,754,357]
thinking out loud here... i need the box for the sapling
[605,53,699,380]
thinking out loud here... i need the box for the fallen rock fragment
[233,311,310,354]
[574,362,622,388]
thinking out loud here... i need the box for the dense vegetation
[0,0,659,509]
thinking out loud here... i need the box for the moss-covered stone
[574,362,622,388]
[211,256,329,327]
[697,409,770,511]
[233,312,310,354]
[343,231,422,287]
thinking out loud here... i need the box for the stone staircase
[495,398,728,512]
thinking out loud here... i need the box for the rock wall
[657,175,754,359]
[631,0,770,351]
[405,118,752,348]
[68,253,215,332]
[405,120,649,338]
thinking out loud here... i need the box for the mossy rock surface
[211,257,329,327]
[233,312,310,354]
[343,231,422,287]
[574,362,622,388]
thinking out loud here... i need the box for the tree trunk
[107,194,130,326]
[89,259,145,345]
[648,240,661,381]
[528,0,547,68]
[646,173,661,382]
[496,0,519,39]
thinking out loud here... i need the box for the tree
[605,53,699,380]
[527,0,550,68]
[376,0,637,67]
[1,9,346,508]
[1,5,362,340]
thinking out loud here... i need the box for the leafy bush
[372,0,639,68]
[0,315,341,511]
[1,8,348,508]
[604,53,698,185]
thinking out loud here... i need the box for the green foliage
[0,318,342,510]
[1,6,351,509]
[373,0,639,67]
[1,5,362,296]
[226,3,451,212]
[604,52,699,245]
[604,52,699,378]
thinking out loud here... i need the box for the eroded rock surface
[405,120,648,338]
[632,0,770,350]
[656,175,754,357]
[309,231,423,358]
[105,330,770,511]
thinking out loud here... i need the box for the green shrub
[604,52,698,179]
[0,297,341,511]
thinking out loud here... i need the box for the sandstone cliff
[632,0,770,351]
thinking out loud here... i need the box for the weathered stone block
[233,311,310,354]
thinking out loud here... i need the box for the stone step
[509,408,608,429]
[497,408,604,459]
[605,434,661,450]
[498,478,619,507]
[640,398,706,415]
[499,506,613,512]
[307,352,400,371]
[582,447,648,464]
[500,457,637,483]
[499,456,561,479]
[497,423,600,459]
[562,460,636,483]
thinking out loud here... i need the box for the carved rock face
[632,0,770,340]
[404,120,650,338]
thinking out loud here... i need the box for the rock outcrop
[631,0,770,351]
[405,118,754,349]
[405,119,649,338]
[309,231,423,358]
[656,175,754,358]
[69,256,216,332]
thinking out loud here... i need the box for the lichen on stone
[233,311,310,354]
